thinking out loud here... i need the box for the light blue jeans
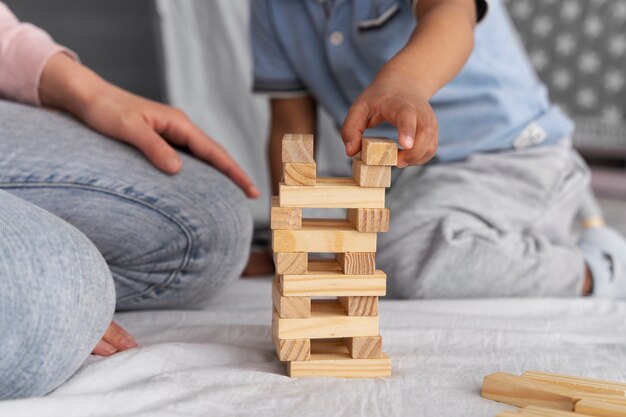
[0,100,253,399]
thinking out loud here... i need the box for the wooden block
[482,372,579,411]
[288,339,391,378]
[361,137,397,166]
[273,300,378,339]
[345,335,382,359]
[338,296,378,316]
[352,158,391,187]
[347,208,389,233]
[283,162,316,186]
[496,412,522,417]
[274,252,307,275]
[336,252,376,275]
[576,399,626,417]
[272,334,310,362]
[279,177,385,208]
[270,196,302,230]
[522,370,626,397]
[272,219,377,253]
[279,259,387,297]
[282,133,314,163]
[519,406,592,416]
[272,279,310,318]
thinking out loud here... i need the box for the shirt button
[329,31,344,46]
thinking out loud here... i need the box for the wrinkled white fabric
[1,278,626,416]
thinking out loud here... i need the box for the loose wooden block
[345,335,383,359]
[272,279,310,318]
[283,162,316,186]
[273,300,378,339]
[519,406,592,416]
[270,196,302,230]
[282,133,314,163]
[272,219,377,253]
[288,339,391,378]
[338,296,378,316]
[347,208,390,233]
[279,177,385,208]
[272,334,310,362]
[336,252,376,275]
[482,372,578,411]
[279,259,387,297]
[576,399,626,417]
[352,158,391,187]
[361,137,398,166]
[274,252,307,275]
[522,370,626,397]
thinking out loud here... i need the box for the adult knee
[0,193,114,399]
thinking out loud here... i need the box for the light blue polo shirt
[251,0,574,162]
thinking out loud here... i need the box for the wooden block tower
[271,133,396,378]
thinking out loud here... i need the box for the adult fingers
[341,102,370,156]
[121,120,182,174]
[162,116,260,198]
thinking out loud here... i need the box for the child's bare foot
[579,226,626,298]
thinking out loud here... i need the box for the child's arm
[342,0,477,167]
[268,97,317,194]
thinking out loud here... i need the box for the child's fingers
[341,102,369,156]
[389,106,417,150]
[397,109,438,167]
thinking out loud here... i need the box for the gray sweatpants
[378,140,589,299]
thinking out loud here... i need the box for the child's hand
[341,71,438,167]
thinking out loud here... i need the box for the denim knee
[0,191,114,399]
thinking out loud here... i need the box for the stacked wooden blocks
[271,133,395,378]
[482,370,626,416]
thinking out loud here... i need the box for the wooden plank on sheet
[347,208,390,233]
[288,339,391,378]
[522,370,626,397]
[271,196,302,230]
[273,300,378,339]
[575,398,626,417]
[279,177,385,208]
[279,260,387,297]
[272,219,377,253]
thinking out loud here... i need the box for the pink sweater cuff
[0,3,77,106]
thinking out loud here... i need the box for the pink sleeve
[0,2,77,105]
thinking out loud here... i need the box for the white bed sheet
[2,278,626,417]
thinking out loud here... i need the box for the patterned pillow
[503,0,626,153]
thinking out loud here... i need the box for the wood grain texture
[518,405,592,416]
[282,133,314,163]
[576,399,626,417]
[361,138,398,166]
[522,370,626,397]
[272,334,310,362]
[352,158,391,187]
[283,162,316,186]
[288,339,391,378]
[279,259,387,297]
[338,296,378,316]
[271,196,302,230]
[274,252,307,274]
[347,208,390,233]
[272,219,377,253]
[272,279,310,318]
[337,252,376,275]
[345,335,382,359]
[279,177,385,208]
[273,300,378,339]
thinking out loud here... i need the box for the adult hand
[92,321,137,356]
[39,53,260,198]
